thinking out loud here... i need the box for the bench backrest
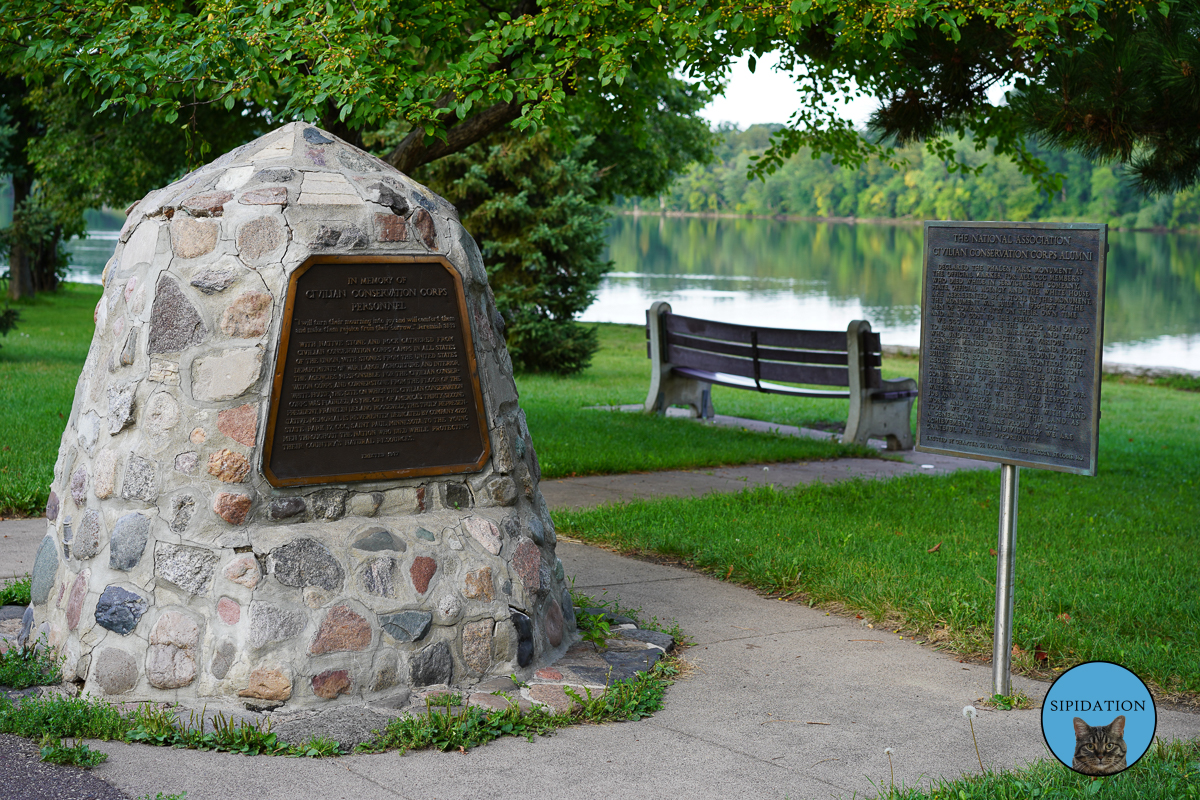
[647,311,883,389]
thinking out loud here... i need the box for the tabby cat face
[1071,715,1128,775]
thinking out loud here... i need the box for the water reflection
[588,215,1200,370]
[50,214,1200,370]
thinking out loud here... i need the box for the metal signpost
[916,221,1107,696]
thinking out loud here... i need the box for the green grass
[556,377,1200,699]
[0,634,64,689]
[0,283,102,516]
[863,737,1200,800]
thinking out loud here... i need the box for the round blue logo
[1041,661,1156,776]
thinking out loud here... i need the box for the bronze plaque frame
[916,221,1107,475]
[262,254,490,487]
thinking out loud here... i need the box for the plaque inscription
[264,255,489,486]
[916,222,1107,475]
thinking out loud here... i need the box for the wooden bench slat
[667,344,853,387]
[664,331,881,367]
[665,313,852,352]
[673,367,851,398]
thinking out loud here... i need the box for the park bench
[644,301,918,450]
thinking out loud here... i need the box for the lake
[59,214,1200,371]
[589,215,1200,371]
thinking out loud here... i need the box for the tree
[15,0,1183,188]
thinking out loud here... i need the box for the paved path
[2,417,1194,800]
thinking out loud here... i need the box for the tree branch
[386,98,525,174]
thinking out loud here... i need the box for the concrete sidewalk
[58,541,1200,799]
[2,426,1195,800]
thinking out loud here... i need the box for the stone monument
[25,122,574,707]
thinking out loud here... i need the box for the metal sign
[917,221,1107,695]
[263,255,489,487]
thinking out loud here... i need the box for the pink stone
[213,492,252,525]
[223,554,261,588]
[535,667,562,681]
[529,684,585,713]
[511,539,541,594]
[545,599,564,647]
[375,213,407,242]
[182,190,233,216]
[240,186,287,205]
[311,669,351,700]
[464,517,501,554]
[412,208,436,248]
[461,619,494,675]
[239,667,291,700]
[123,276,138,304]
[66,570,90,630]
[190,427,207,444]
[147,610,199,689]
[170,217,218,259]
[463,567,494,601]
[220,291,272,339]
[310,605,371,655]
[218,597,241,625]
[208,449,251,483]
[410,556,436,594]
[217,403,258,446]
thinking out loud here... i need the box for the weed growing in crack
[38,735,108,768]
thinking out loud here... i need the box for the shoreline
[614,208,1197,235]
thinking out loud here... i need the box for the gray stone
[346,492,382,517]
[70,466,88,506]
[119,328,137,366]
[236,216,285,260]
[211,639,237,679]
[511,609,534,667]
[190,267,239,294]
[527,514,545,546]
[270,538,344,591]
[337,149,380,172]
[601,647,663,680]
[443,482,472,510]
[303,127,333,144]
[169,494,196,533]
[409,641,452,686]
[380,610,432,643]
[252,167,295,183]
[486,477,518,506]
[149,276,208,354]
[360,557,396,597]
[120,455,157,503]
[415,528,436,542]
[561,588,576,630]
[144,392,180,435]
[17,606,33,648]
[95,586,149,634]
[363,182,409,215]
[93,647,138,694]
[155,542,218,595]
[30,536,58,605]
[109,512,151,571]
[192,347,263,401]
[267,497,306,520]
[61,516,73,545]
[107,382,137,434]
[248,602,306,649]
[45,491,59,522]
[312,224,367,249]
[618,628,675,652]
[554,557,565,582]
[310,489,347,521]
[74,509,102,560]
[146,610,200,688]
[351,526,405,552]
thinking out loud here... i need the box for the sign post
[917,221,1107,696]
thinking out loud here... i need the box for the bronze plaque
[263,255,490,487]
[916,222,1107,475]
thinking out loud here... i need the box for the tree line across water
[619,125,1200,232]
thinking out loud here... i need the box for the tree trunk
[5,176,35,301]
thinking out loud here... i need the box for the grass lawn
[0,284,103,516]
[556,373,1200,699]
[0,292,879,514]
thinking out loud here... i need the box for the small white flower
[884,747,894,755]
[962,705,977,719]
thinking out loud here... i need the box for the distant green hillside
[619,125,1199,231]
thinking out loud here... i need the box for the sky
[699,51,1011,131]
[697,52,877,130]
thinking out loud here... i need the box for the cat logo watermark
[1041,661,1157,776]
